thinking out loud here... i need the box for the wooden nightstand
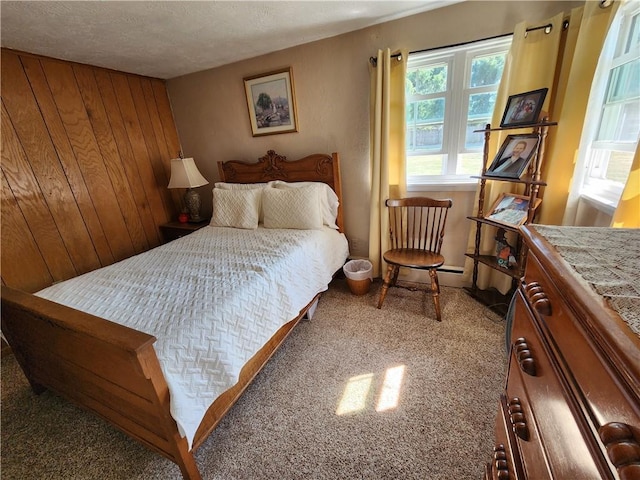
[159,219,210,243]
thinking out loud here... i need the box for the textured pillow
[271,181,339,229]
[214,182,268,223]
[262,186,323,230]
[210,188,260,229]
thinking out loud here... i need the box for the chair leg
[391,265,400,287]
[429,269,442,322]
[377,264,396,309]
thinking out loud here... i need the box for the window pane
[406,102,415,122]
[624,13,639,54]
[407,98,445,152]
[457,152,483,175]
[606,58,640,103]
[468,92,497,118]
[465,92,497,148]
[410,124,444,151]
[406,64,447,95]
[405,36,511,183]
[598,102,640,142]
[416,98,445,122]
[407,126,415,150]
[465,120,488,150]
[407,154,446,176]
[469,54,505,87]
[580,6,638,205]
[619,102,640,140]
[605,150,634,183]
[589,149,635,184]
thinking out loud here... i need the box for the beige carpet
[1,279,507,479]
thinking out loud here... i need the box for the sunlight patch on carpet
[376,365,405,412]
[336,365,406,415]
[336,373,373,415]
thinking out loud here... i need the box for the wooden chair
[376,197,453,321]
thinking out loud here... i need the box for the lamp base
[184,188,203,223]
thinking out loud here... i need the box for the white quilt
[35,225,349,449]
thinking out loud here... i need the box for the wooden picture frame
[243,67,298,136]
[500,88,548,127]
[485,134,539,179]
[485,193,541,228]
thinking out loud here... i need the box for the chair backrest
[386,197,453,254]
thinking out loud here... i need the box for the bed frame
[1,150,343,480]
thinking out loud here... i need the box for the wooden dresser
[486,225,640,479]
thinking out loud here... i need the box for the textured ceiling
[0,1,462,79]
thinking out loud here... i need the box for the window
[405,36,511,186]
[580,2,639,210]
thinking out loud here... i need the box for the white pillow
[271,181,339,229]
[210,188,260,229]
[262,186,323,230]
[214,182,268,223]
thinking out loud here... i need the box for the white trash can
[343,259,373,295]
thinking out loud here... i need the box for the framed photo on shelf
[243,67,298,136]
[485,134,539,179]
[485,193,541,228]
[500,88,548,127]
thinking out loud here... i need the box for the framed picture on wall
[485,134,539,179]
[243,67,298,136]
[484,193,541,228]
[500,88,548,127]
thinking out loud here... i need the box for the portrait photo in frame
[243,67,298,136]
[485,134,539,179]
[500,88,548,127]
[485,193,541,228]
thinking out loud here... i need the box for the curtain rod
[369,20,569,66]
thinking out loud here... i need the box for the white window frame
[578,1,640,212]
[406,36,512,188]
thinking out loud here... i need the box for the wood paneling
[1,49,181,292]
[19,55,113,266]
[110,72,169,233]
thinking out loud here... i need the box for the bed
[1,150,349,480]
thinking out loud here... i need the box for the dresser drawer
[509,293,603,479]
[523,253,640,432]
[503,349,549,479]
[487,399,523,480]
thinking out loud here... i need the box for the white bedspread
[36,225,349,448]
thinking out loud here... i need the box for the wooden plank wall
[1,49,183,293]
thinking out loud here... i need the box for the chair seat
[383,248,445,269]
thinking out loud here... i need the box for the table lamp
[168,155,209,222]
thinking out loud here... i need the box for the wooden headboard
[217,150,344,232]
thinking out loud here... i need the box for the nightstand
[159,219,210,243]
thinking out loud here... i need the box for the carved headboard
[217,150,344,232]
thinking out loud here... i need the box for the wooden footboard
[1,285,317,479]
[1,285,201,479]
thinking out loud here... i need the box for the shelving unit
[464,119,556,315]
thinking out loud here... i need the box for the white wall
[167,1,583,276]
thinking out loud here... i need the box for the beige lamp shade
[168,157,209,223]
[168,157,209,189]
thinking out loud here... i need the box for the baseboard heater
[437,265,464,274]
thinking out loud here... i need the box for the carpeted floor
[1,279,507,479]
